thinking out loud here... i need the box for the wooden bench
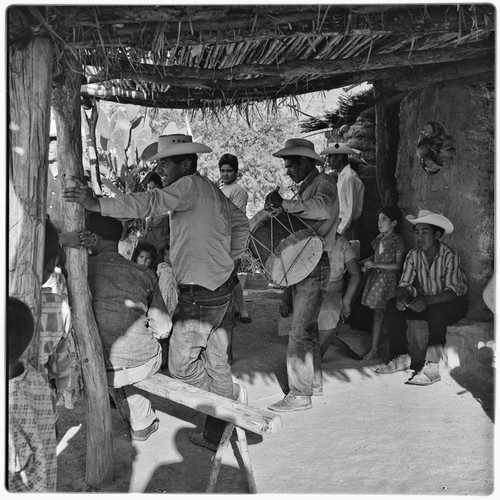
[406,318,494,373]
[110,373,281,493]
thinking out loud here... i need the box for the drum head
[266,233,323,286]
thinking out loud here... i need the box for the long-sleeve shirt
[100,172,250,290]
[337,165,365,234]
[8,361,57,492]
[281,169,339,252]
[398,242,468,297]
[88,250,172,368]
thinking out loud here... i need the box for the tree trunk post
[373,80,397,207]
[8,38,52,365]
[52,62,114,486]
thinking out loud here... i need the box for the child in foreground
[8,296,57,492]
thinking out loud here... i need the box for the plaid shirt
[8,361,57,492]
[38,271,72,404]
[398,242,468,297]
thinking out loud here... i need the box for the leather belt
[178,280,232,294]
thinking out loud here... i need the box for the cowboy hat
[147,134,212,161]
[273,138,323,165]
[406,209,454,236]
[320,142,360,155]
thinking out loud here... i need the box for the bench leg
[206,422,258,494]
[206,423,235,492]
[235,426,257,493]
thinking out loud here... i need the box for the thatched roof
[8,4,495,111]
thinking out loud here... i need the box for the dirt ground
[56,287,495,495]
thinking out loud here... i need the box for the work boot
[268,393,312,412]
[375,354,411,374]
[188,430,219,452]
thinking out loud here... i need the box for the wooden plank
[135,373,281,435]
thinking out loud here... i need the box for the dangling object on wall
[416,121,456,175]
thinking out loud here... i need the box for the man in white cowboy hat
[320,142,365,240]
[377,209,468,385]
[264,138,339,412]
[63,134,249,452]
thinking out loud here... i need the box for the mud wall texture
[396,82,494,319]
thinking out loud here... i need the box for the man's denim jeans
[289,257,330,396]
[168,287,235,444]
[107,348,162,431]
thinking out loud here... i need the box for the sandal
[406,369,441,386]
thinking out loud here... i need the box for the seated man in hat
[63,134,249,452]
[376,210,468,385]
[321,143,365,240]
[84,212,172,441]
[264,138,339,411]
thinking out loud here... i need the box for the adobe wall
[396,82,494,319]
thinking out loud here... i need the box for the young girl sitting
[361,206,405,360]
[131,241,158,271]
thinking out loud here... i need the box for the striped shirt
[398,242,467,297]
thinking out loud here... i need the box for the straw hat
[320,142,360,155]
[406,209,454,236]
[273,138,323,165]
[147,134,212,161]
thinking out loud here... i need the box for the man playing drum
[264,138,339,412]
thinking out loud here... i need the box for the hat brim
[321,144,359,155]
[406,214,453,236]
[149,143,212,161]
[347,156,367,165]
[273,147,323,165]
[141,142,159,161]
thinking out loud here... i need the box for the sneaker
[131,418,159,441]
[239,315,252,324]
[406,361,441,386]
[188,430,219,452]
[376,354,411,374]
[268,393,312,412]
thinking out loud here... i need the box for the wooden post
[8,38,52,366]
[373,80,397,207]
[52,62,114,486]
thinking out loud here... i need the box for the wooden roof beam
[38,5,494,48]
[84,44,493,87]
[80,55,494,110]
